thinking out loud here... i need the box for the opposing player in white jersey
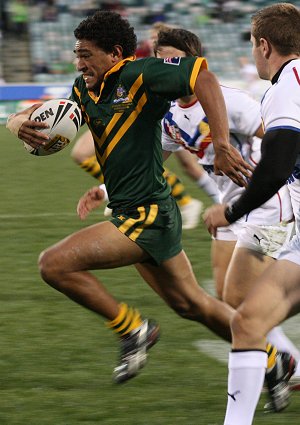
[204,3,300,423]
[156,25,300,403]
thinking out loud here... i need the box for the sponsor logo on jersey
[163,57,181,66]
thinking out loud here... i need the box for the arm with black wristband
[204,128,300,235]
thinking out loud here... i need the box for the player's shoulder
[221,84,256,101]
[120,57,151,85]
[221,84,260,113]
[264,62,300,106]
[277,59,300,90]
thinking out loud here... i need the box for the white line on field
[0,212,77,218]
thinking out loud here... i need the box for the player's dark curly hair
[74,11,137,57]
[154,28,202,57]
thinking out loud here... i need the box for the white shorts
[278,232,300,265]
[216,221,295,259]
[215,221,241,242]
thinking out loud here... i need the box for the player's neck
[270,55,299,81]
[177,94,197,107]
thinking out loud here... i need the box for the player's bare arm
[6,103,49,147]
[194,69,253,187]
[77,186,106,220]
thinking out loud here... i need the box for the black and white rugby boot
[113,319,160,384]
[264,351,296,413]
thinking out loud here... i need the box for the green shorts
[110,196,182,265]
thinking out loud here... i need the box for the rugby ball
[24,98,82,156]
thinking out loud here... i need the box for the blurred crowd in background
[0,0,299,89]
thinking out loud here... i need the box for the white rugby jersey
[261,59,300,230]
[162,85,293,224]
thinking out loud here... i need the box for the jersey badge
[112,85,133,112]
[163,57,181,66]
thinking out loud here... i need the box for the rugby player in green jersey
[7,11,252,383]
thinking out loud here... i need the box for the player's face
[155,46,186,59]
[251,34,268,80]
[74,40,118,91]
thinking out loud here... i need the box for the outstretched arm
[204,128,300,235]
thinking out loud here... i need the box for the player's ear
[112,45,123,59]
[260,38,272,59]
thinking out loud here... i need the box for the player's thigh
[211,239,236,299]
[71,129,95,162]
[223,247,274,308]
[42,221,150,271]
[236,259,300,337]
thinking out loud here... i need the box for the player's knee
[169,297,204,321]
[38,248,63,286]
[231,309,260,343]
[70,145,82,164]
[223,290,241,309]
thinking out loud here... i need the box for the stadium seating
[1,0,300,83]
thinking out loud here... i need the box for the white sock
[267,326,300,361]
[197,172,220,203]
[224,350,267,425]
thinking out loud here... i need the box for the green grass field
[1,125,300,425]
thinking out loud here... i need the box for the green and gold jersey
[71,56,207,209]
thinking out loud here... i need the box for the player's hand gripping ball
[24,98,82,156]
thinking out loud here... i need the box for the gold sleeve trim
[189,57,208,92]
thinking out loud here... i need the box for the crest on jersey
[112,85,133,112]
[164,57,181,66]
[114,85,129,103]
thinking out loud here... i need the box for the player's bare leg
[38,221,159,382]
[224,260,300,424]
[211,239,236,299]
[71,129,95,165]
[223,247,274,308]
[135,250,234,341]
[224,246,300,360]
